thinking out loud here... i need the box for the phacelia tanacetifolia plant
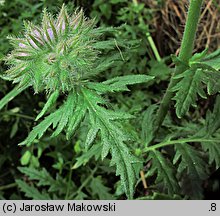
[0,4,154,199]
[5,6,101,93]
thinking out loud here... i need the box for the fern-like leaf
[73,144,102,169]
[201,49,220,70]
[16,179,51,200]
[17,167,76,196]
[172,68,206,118]
[172,50,220,118]
[35,90,59,121]
[202,142,220,169]
[102,75,154,92]
[87,75,154,94]
[196,95,220,168]
[82,87,141,199]
[18,110,62,146]
[173,143,207,199]
[18,167,54,187]
[19,92,77,146]
[90,176,114,200]
[141,104,158,146]
[146,150,179,195]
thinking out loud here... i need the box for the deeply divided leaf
[146,150,179,195]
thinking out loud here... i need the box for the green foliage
[17,74,152,198]
[81,87,142,198]
[141,104,158,146]
[73,144,102,169]
[16,166,75,199]
[1,0,220,201]
[0,3,154,199]
[173,143,207,199]
[35,90,59,121]
[196,95,220,169]
[90,176,113,199]
[146,150,179,195]
[172,67,206,118]
[16,180,51,200]
[172,51,220,118]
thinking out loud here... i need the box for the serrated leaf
[147,150,179,195]
[205,95,220,135]
[102,75,154,92]
[18,92,79,146]
[201,142,220,169]
[17,167,75,196]
[173,143,207,199]
[72,144,102,169]
[18,167,54,187]
[172,68,206,118]
[141,104,158,146]
[48,174,76,194]
[35,90,59,121]
[15,179,51,200]
[202,70,220,95]
[52,93,76,137]
[201,95,220,169]
[18,109,62,146]
[91,53,122,76]
[173,143,207,178]
[87,75,154,94]
[195,96,220,168]
[74,191,88,200]
[84,127,99,150]
[201,49,220,70]
[82,87,142,199]
[172,58,220,118]
[86,82,113,94]
[66,94,87,140]
[148,60,171,81]
[189,48,208,64]
[90,176,114,200]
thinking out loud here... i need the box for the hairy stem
[152,0,204,139]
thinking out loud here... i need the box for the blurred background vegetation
[0,0,220,199]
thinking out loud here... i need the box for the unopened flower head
[4,5,98,93]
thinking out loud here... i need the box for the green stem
[0,182,17,191]
[0,111,35,120]
[152,0,204,139]
[133,0,161,61]
[69,166,98,199]
[143,137,220,153]
[178,1,204,64]
[65,164,74,200]
[146,32,161,62]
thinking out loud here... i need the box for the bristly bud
[4,4,100,94]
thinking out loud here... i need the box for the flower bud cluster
[5,5,98,93]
